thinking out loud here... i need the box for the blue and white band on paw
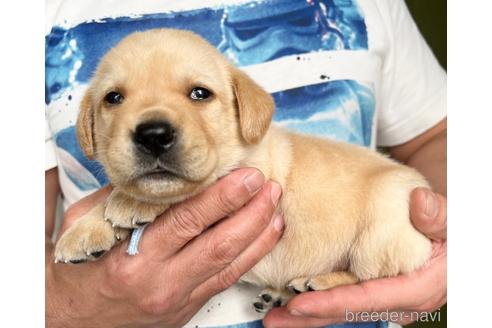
[127,226,147,255]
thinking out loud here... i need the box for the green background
[406,0,446,69]
[404,1,446,327]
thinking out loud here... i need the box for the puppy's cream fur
[55,29,431,310]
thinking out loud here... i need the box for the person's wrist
[46,239,70,328]
[46,260,77,328]
[46,254,107,328]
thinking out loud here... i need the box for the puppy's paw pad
[252,289,286,313]
[261,293,272,303]
[253,301,265,312]
[90,250,106,258]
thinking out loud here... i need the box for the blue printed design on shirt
[273,80,374,146]
[219,0,367,65]
[45,0,367,103]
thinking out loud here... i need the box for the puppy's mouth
[142,169,176,180]
[139,165,180,181]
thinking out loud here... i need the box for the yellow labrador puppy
[55,29,431,312]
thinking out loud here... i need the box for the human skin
[45,168,284,328]
[264,118,447,327]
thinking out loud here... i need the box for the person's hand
[46,168,284,328]
[263,187,447,328]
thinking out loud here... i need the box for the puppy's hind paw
[288,272,359,292]
[252,288,292,313]
[287,277,310,294]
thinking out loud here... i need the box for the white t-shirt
[45,0,446,326]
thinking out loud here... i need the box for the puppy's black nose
[133,121,176,157]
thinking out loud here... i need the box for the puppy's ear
[231,67,275,144]
[76,91,95,159]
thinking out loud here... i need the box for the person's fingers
[140,168,266,255]
[59,185,112,234]
[264,307,335,328]
[176,181,282,290]
[264,308,429,327]
[410,188,447,241]
[191,213,284,302]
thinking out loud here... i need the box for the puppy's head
[77,29,274,201]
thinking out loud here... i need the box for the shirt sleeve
[376,0,447,147]
[46,119,58,171]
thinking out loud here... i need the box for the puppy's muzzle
[133,121,177,157]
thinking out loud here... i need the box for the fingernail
[273,214,284,232]
[424,190,439,218]
[270,182,282,205]
[289,309,304,316]
[243,170,265,193]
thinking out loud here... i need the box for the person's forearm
[405,130,447,196]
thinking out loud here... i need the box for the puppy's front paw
[104,190,168,228]
[253,288,292,313]
[54,205,129,263]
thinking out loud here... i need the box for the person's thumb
[410,187,447,241]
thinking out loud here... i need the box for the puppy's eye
[190,87,211,101]
[104,91,124,105]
